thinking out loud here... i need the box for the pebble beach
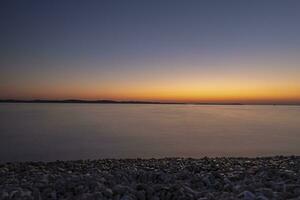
[1,156,300,200]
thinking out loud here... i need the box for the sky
[0,0,300,103]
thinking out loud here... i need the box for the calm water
[0,103,300,162]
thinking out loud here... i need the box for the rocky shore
[1,156,299,200]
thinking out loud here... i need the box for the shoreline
[1,99,300,106]
[1,156,299,199]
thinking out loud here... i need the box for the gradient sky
[1,0,300,103]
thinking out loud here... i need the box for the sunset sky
[1,0,300,103]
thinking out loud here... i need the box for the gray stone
[238,191,256,200]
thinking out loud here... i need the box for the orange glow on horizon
[1,58,300,104]
[2,81,300,104]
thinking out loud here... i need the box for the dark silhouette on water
[0,99,243,105]
[1,99,300,105]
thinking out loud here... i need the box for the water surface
[0,103,300,162]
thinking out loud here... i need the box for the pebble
[0,156,299,199]
[238,190,256,200]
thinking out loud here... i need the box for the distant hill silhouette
[0,99,244,105]
[1,99,300,105]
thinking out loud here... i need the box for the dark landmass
[0,99,243,105]
[1,99,300,105]
[1,156,299,199]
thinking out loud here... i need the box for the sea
[0,103,300,162]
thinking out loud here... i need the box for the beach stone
[103,188,113,198]
[9,190,21,199]
[285,184,300,193]
[294,187,300,196]
[0,157,299,200]
[256,195,269,200]
[121,194,135,200]
[238,191,256,200]
[21,190,32,198]
[150,196,160,200]
[113,184,128,194]
[136,190,146,200]
[0,192,9,200]
[259,188,274,198]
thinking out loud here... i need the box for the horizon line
[1,99,300,106]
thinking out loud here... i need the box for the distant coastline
[0,99,300,105]
[0,99,242,105]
